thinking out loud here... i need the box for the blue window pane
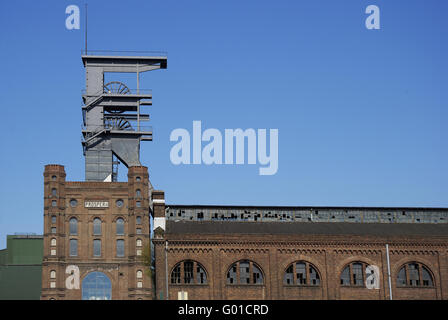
[93,240,101,257]
[70,218,78,235]
[116,240,124,257]
[93,218,101,235]
[116,218,124,235]
[82,272,112,300]
[70,239,78,256]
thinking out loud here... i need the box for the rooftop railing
[81,49,168,57]
[82,88,152,96]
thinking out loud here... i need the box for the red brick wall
[154,235,448,300]
[41,165,152,300]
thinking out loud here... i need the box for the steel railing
[82,124,153,133]
[81,49,168,57]
[82,88,152,96]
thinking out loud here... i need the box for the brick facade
[41,165,152,300]
[41,165,448,300]
[153,202,448,300]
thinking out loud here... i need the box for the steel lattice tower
[81,51,167,181]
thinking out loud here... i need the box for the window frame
[226,260,264,286]
[283,261,321,286]
[116,217,125,235]
[93,239,101,257]
[396,262,435,288]
[170,260,208,285]
[69,239,78,257]
[340,261,370,287]
[69,217,78,235]
[93,218,102,236]
[116,239,125,257]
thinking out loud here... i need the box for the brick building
[41,164,152,300]
[40,164,448,300]
[153,203,448,300]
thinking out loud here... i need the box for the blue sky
[0,0,447,248]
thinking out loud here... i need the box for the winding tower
[81,51,167,181]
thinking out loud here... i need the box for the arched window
[136,189,141,198]
[397,262,434,287]
[226,260,264,285]
[284,261,320,286]
[340,261,369,287]
[136,239,142,247]
[51,215,57,224]
[170,260,207,285]
[136,216,142,225]
[82,272,112,300]
[50,238,57,246]
[50,270,56,279]
[116,218,124,235]
[69,218,78,235]
[93,218,101,235]
[51,188,57,197]
[137,270,143,279]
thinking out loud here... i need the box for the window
[227,260,264,285]
[93,218,101,235]
[136,239,142,247]
[51,215,56,224]
[70,199,78,207]
[352,263,364,286]
[170,260,207,285]
[51,188,57,197]
[184,261,194,284]
[116,240,124,257]
[136,176,141,182]
[70,239,78,257]
[50,249,56,256]
[137,281,143,288]
[136,201,141,208]
[116,218,124,235]
[171,264,181,284]
[136,216,142,225]
[93,239,101,257]
[340,262,369,287]
[51,200,57,207]
[82,272,111,300]
[51,227,56,234]
[50,282,56,288]
[136,228,142,234]
[116,199,123,208]
[284,261,320,286]
[51,238,57,246]
[397,262,434,287]
[136,189,141,198]
[50,270,56,279]
[69,218,78,235]
[137,270,143,279]
[51,175,57,181]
